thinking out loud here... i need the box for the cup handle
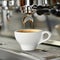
[38,31,51,44]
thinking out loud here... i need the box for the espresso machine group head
[20,0,34,28]
[20,0,60,16]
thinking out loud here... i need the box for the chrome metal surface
[0,49,35,60]
[0,36,60,60]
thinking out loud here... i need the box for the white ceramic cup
[14,29,51,51]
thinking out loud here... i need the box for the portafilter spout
[22,14,34,28]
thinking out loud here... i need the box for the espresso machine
[0,1,60,60]
[0,0,60,38]
[0,0,34,37]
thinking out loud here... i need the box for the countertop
[0,36,60,60]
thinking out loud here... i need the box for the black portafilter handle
[36,5,51,15]
[32,5,51,9]
[32,5,52,15]
[32,5,60,17]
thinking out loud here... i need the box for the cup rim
[14,29,42,33]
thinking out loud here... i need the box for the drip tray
[22,49,60,60]
[0,36,60,60]
[43,40,60,47]
[0,48,60,60]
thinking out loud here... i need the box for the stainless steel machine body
[0,0,60,39]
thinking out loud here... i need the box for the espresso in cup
[14,29,51,51]
[17,29,41,33]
